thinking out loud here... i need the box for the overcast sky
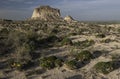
[0,0,120,21]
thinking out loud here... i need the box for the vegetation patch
[94,61,114,74]
[38,34,61,48]
[40,56,63,69]
[101,39,112,43]
[61,37,73,46]
[65,59,78,70]
[96,33,106,38]
[111,54,120,61]
[73,40,95,48]
[9,60,22,70]
[76,50,93,61]
[55,59,63,67]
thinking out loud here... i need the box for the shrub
[40,57,55,69]
[73,40,94,48]
[65,59,78,70]
[85,40,95,47]
[103,39,112,43]
[40,56,62,69]
[96,33,106,38]
[68,32,78,36]
[76,50,93,61]
[55,59,63,67]
[7,30,27,47]
[20,61,35,70]
[46,35,59,43]
[0,28,9,36]
[7,43,32,68]
[13,43,32,66]
[11,62,22,70]
[7,30,36,50]
[38,35,59,45]
[45,56,57,62]
[51,28,59,34]
[94,62,114,74]
[0,28,11,56]
[111,54,120,61]
[117,28,120,33]
[69,48,77,57]
[8,58,23,70]
[6,30,36,62]
[61,37,73,46]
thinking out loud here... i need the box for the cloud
[53,0,120,21]
[9,0,23,1]
[0,9,32,20]
[0,0,120,20]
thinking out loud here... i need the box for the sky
[0,0,120,21]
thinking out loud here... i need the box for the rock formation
[31,5,62,21]
[64,15,74,22]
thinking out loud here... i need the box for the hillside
[0,20,120,79]
[0,6,120,79]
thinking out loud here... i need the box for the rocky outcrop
[31,6,62,21]
[64,15,74,22]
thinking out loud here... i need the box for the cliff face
[31,6,61,21]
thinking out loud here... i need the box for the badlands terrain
[0,6,120,79]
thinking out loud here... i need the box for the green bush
[65,59,78,70]
[117,28,120,33]
[46,35,59,43]
[40,56,63,69]
[61,37,73,46]
[96,33,106,38]
[45,56,57,62]
[55,59,63,67]
[0,28,9,36]
[69,48,77,57]
[38,35,59,45]
[5,30,36,60]
[12,43,32,69]
[51,28,59,34]
[68,32,78,36]
[94,62,114,74]
[73,40,95,48]
[40,57,55,69]
[111,54,120,61]
[76,50,93,61]
[11,62,23,70]
[6,30,35,68]
[8,58,23,70]
[103,39,112,43]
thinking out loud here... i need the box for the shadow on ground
[66,75,82,79]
